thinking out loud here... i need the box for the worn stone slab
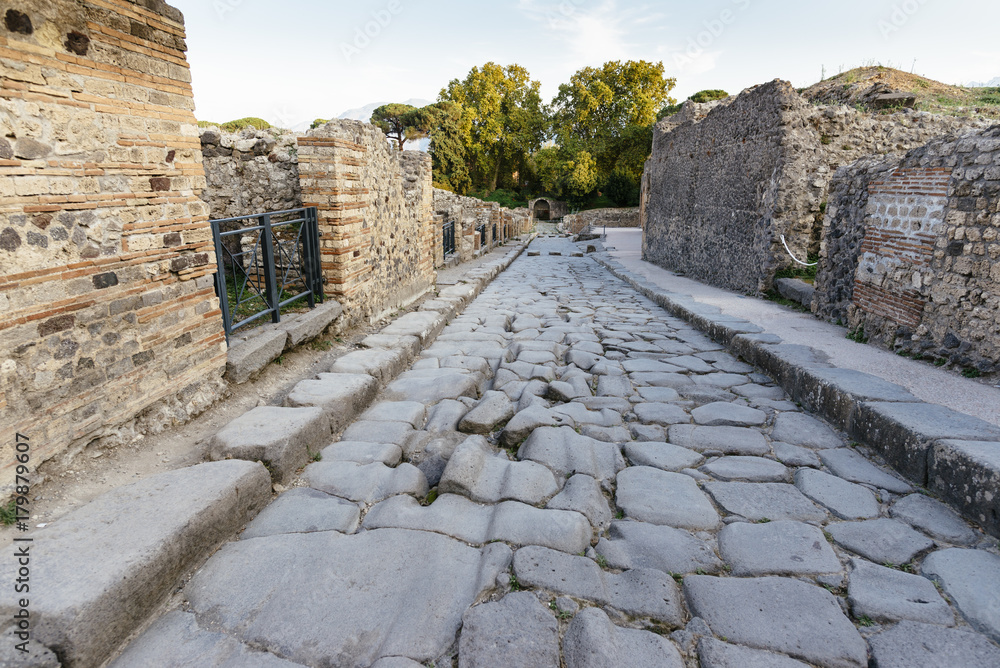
[225,328,288,384]
[624,442,704,472]
[425,400,470,434]
[683,576,868,668]
[719,520,840,576]
[320,441,402,466]
[630,372,694,389]
[697,637,811,668]
[849,402,1000,484]
[285,373,379,433]
[546,474,612,530]
[633,402,690,426]
[797,367,918,427]
[362,494,591,554]
[361,333,422,358]
[595,520,723,575]
[242,488,360,540]
[518,426,626,483]
[826,519,934,565]
[110,611,302,668]
[928,440,1000,538]
[278,300,343,347]
[669,425,770,456]
[774,442,822,468]
[513,546,684,625]
[439,437,559,504]
[185,529,510,667]
[340,421,417,447]
[771,412,842,449]
[380,311,447,344]
[458,592,560,668]
[635,386,682,403]
[498,405,565,446]
[867,620,1000,668]
[819,448,913,494]
[846,559,953,626]
[922,548,1000,642]
[889,494,979,546]
[304,461,428,504]
[705,482,827,522]
[795,469,881,520]
[0,461,271,668]
[210,406,329,483]
[360,401,427,430]
[370,658,425,668]
[691,403,766,428]
[458,391,515,434]
[617,467,720,530]
[384,369,480,404]
[547,380,586,402]
[596,374,633,397]
[330,348,409,386]
[702,456,789,482]
[562,608,683,668]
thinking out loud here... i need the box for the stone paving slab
[697,637,811,668]
[846,558,953,626]
[867,620,1000,668]
[705,482,827,522]
[826,518,934,565]
[562,608,685,668]
[304,460,428,503]
[595,520,723,575]
[241,487,360,540]
[0,461,271,668]
[617,467,720,530]
[458,593,560,668]
[285,373,379,433]
[439,436,559,504]
[921,548,1000,642]
[518,426,626,482]
[683,575,868,668]
[889,493,979,545]
[718,520,841,576]
[210,406,329,483]
[185,530,510,667]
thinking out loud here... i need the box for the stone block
[304,461,428,504]
[278,300,343,348]
[224,328,288,384]
[774,278,816,307]
[439,437,559,504]
[0,461,271,668]
[241,488,360,540]
[210,406,330,483]
[284,373,379,433]
[381,311,447,344]
[922,548,1000,642]
[329,348,409,385]
[848,403,1000,485]
[793,367,917,428]
[928,440,1000,538]
[562,608,685,668]
[458,593,560,668]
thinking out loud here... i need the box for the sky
[171,0,1000,129]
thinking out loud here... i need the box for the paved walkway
[603,228,1000,427]
[113,237,1000,667]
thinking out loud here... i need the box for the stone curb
[593,252,1000,539]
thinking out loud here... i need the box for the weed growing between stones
[595,554,609,569]
[0,499,17,526]
[963,368,982,379]
[509,573,522,591]
[846,326,869,344]
[858,615,875,627]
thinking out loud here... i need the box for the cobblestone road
[115,237,1000,668]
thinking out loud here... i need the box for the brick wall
[433,189,530,264]
[816,126,1000,373]
[298,121,437,325]
[0,0,226,485]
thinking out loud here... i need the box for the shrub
[310,118,331,129]
[604,168,640,207]
[219,117,272,132]
[689,89,729,103]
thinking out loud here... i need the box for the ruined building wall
[563,207,640,235]
[815,126,1000,373]
[642,80,986,294]
[199,127,301,220]
[0,0,226,482]
[297,121,436,325]
[433,189,529,265]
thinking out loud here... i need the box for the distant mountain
[967,77,1000,87]
[336,98,432,122]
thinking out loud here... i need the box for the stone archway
[533,199,551,221]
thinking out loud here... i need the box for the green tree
[371,103,426,151]
[439,62,548,192]
[688,89,729,103]
[412,101,471,194]
[605,167,640,207]
[551,60,675,180]
[310,118,331,129]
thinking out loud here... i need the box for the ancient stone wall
[199,127,301,221]
[563,207,640,235]
[816,126,1000,372]
[642,80,986,294]
[433,189,529,265]
[0,0,226,483]
[297,121,437,325]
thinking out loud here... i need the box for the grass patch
[846,326,869,344]
[0,499,18,526]
[764,290,810,313]
[963,368,982,379]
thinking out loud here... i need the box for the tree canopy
[370,103,426,151]
[438,62,548,192]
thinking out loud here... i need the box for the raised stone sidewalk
[8,235,1000,667]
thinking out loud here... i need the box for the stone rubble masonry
[0,0,228,493]
[563,207,640,235]
[815,126,1000,373]
[642,80,987,295]
[295,121,438,327]
[433,188,531,266]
